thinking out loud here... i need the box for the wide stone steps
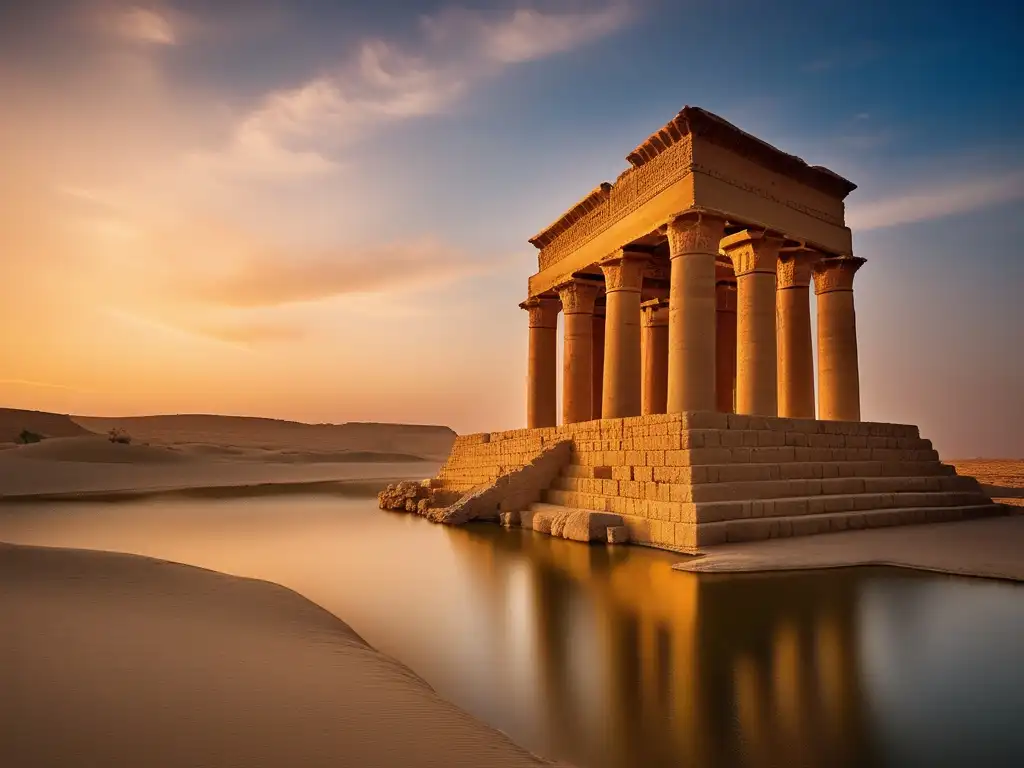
[541,487,992,523]
[700,503,1005,544]
[549,473,981,502]
[571,446,940,467]
[560,460,957,482]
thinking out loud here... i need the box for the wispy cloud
[182,235,484,308]
[848,169,1024,230]
[195,1,635,179]
[116,6,177,45]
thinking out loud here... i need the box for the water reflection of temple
[447,523,881,768]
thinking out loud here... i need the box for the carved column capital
[812,256,866,295]
[666,211,726,257]
[722,230,784,277]
[600,250,648,293]
[520,295,560,328]
[555,279,601,315]
[715,280,737,312]
[640,298,669,327]
[777,249,819,289]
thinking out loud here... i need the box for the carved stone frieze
[776,249,819,289]
[812,256,866,295]
[600,251,648,292]
[532,107,857,274]
[537,138,695,271]
[667,212,726,257]
[723,232,783,276]
[555,279,601,314]
[520,296,560,328]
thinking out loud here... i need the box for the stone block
[607,525,630,544]
[669,483,691,503]
[634,465,654,482]
[680,431,705,449]
[674,524,698,550]
[696,523,727,547]
[823,495,856,513]
[785,432,809,447]
[727,413,751,430]
[682,411,730,429]
[727,519,773,542]
[561,511,623,542]
[611,466,632,481]
[774,497,809,517]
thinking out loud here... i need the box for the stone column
[592,310,606,420]
[715,281,737,413]
[521,296,560,428]
[666,212,725,413]
[724,231,783,417]
[600,251,648,419]
[641,299,669,415]
[556,279,601,425]
[813,256,867,421]
[776,251,817,419]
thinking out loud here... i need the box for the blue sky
[1,0,1021,456]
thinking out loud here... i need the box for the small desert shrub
[18,429,44,444]
[107,428,132,445]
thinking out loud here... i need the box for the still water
[1,495,1022,768]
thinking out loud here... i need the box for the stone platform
[430,413,1003,553]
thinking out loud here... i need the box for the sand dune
[0,543,566,768]
[0,410,454,500]
[0,408,92,443]
[7,435,192,464]
[74,414,456,459]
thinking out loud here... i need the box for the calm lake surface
[2,495,1022,768]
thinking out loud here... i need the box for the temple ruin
[385,106,1003,551]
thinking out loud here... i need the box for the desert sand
[0,409,452,500]
[949,458,1024,509]
[0,542,567,768]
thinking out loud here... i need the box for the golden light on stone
[406,106,1002,553]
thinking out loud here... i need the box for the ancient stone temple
[395,106,1002,552]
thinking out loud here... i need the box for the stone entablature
[527,107,857,288]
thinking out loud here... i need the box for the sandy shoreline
[0,474,434,504]
[0,542,568,768]
[674,514,1024,582]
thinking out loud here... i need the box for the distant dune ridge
[0,409,453,500]
[73,414,456,459]
[0,408,91,443]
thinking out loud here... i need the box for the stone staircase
[522,425,999,551]
[425,412,1003,553]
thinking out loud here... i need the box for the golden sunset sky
[2,0,1022,457]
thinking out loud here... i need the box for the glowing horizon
[2,0,1022,457]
